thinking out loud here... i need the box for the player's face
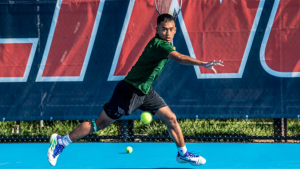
[156,21,176,43]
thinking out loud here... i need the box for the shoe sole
[176,156,206,166]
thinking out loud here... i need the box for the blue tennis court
[1,143,299,169]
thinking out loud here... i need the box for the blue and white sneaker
[176,151,206,166]
[47,133,65,166]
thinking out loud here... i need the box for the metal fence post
[117,120,135,142]
[273,118,287,142]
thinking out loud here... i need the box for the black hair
[157,13,175,26]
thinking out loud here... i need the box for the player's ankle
[60,134,72,147]
[177,146,187,156]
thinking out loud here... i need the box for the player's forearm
[176,54,206,66]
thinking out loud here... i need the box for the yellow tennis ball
[141,111,152,124]
[126,146,133,153]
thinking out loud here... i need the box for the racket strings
[156,0,172,15]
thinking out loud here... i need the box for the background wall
[0,0,299,121]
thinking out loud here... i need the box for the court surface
[0,142,299,169]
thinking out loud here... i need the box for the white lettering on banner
[2,0,300,83]
[108,0,265,80]
[108,0,135,81]
[179,0,264,79]
[260,0,300,77]
[35,0,105,82]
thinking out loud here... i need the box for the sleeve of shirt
[157,41,175,59]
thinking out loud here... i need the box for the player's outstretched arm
[168,51,224,73]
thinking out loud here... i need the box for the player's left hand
[204,60,224,73]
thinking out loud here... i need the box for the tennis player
[48,13,223,166]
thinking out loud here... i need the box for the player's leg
[47,80,141,166]
[47,81,121,166]
[69,110,114,141]
[47,110,114,166]
[139,89,185,148]
[155,106,206,166]
[155,106,185,147]
[139,89,186,147]
[139,87,206,166]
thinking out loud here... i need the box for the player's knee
[166,113,178,126]
[90,119,109,132]
[92,110,115,132]
[96,118,114,130]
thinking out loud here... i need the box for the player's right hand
[204,60,224,73]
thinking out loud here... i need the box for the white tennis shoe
[47,133,65,166]
[176,151,206,166]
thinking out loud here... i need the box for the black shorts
[103,80,167,120]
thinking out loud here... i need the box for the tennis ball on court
[141,111,152,124]
[126,146,133,153]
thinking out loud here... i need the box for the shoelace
[185,152,199,157]
[53,144,65,158]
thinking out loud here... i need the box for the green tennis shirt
[124,34,175,94]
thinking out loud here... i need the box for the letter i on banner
[178,0,264,79]
[36,0,105,82]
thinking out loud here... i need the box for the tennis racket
[155,0,182,46]
[155,0,182,20]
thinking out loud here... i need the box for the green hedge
[1,119,300,138]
